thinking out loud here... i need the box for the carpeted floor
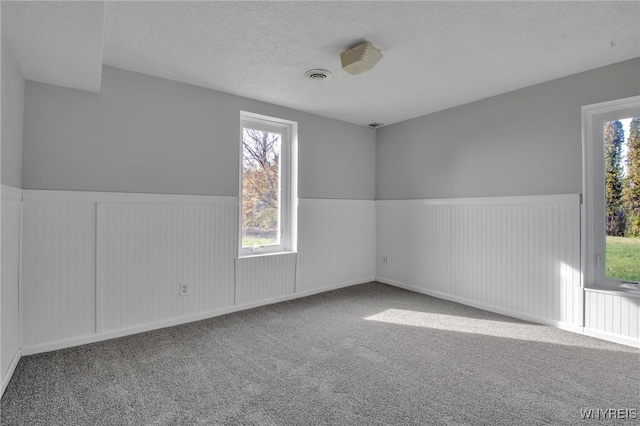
[1,282,638,425]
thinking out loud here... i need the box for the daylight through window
[603,117,640,283]
[239,113,295,255]
[582,96,640,289]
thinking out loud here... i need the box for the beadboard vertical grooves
[20,191,380,352]
[21,199,96,347]
[14,190,639,352]
[377,195,582,327]
[2,186,22,391]
[97,202,236,332]
[584,291,640,343]
[297,200,376,295]
[235,253,297,305]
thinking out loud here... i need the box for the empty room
[1,1,639,424]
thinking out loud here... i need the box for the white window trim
[582,95,640,290]
[239,111,297,257]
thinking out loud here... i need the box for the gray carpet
[2,282,638,425]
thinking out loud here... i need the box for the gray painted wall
[23,66,375,199]
[1,40,25,188]
[376,58,640,200]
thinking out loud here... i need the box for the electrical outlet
[383,256,388,264]
[180,283,189,296]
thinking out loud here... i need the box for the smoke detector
[304,69,332,81]
[340,42,383,75]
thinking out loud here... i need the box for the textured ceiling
[1,1,105,92]
[2,1,640,126]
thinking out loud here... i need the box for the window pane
[604,117,640,282]
[241,127,281,248]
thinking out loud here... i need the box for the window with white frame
[239,112,296,256]
[582,96,640,289]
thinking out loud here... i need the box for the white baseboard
[22,295,299,356]
[296,277,375,298]
[1,349,22,398]
[24,276,638,356]
[21,282,372,356]
[379,277,640,348]
[583,328,640,348]
[376,277,591,335]
[233,293,299,312]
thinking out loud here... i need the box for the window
[582,96,640,289]
[239,112,297,256]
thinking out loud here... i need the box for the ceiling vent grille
[304,69,332,81]
[364,122,384,129]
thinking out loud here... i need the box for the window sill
[238,251,297,259]
[585,285,640,298]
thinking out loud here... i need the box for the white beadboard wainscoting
[377,195,585,333]
[236,253,297,306]
[6,188,639,398]
[1,186,22,396]
[297,199,376,296]
[584,289,640,347]
[16,192,376,355]
[97,200,237,333]
[21,195,97,350]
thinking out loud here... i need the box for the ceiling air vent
[304,69,332,81]
[364,122,384,129]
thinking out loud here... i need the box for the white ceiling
[2,1,639,126]
[2,1,105,92]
